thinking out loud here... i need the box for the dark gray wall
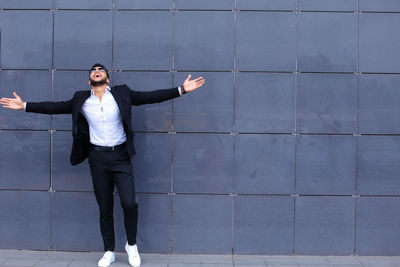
[0,0,400,256]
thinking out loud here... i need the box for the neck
[92,84,108,94]
[91,84,108,100]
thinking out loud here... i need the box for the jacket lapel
[110,87,128,121]
[73,91,91,120]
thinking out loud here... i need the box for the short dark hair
[89,63,109,79]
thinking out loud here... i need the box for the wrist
[178,86,186,96]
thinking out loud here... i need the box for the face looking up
[89,65,109,87]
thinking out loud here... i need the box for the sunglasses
[90,68,105,73]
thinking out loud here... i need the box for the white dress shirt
[81,86,126,147]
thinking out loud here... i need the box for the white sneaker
[125,242,141,267]
[98,251,115,267]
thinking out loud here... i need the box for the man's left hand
[182,74,205,93]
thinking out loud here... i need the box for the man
[0,64,205,267]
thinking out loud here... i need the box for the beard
[90,77,108,86]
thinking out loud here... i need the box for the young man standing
[0,64,205,267]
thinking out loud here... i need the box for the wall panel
[0,11,52,69]
[54,11,112,69]
[0,191,50,249]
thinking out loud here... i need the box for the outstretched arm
[0,92,25,110]
[1,91,73,114]
[130,74,205,105]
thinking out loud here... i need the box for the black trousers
[88,144,138,252]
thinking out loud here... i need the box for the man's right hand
[0,92,25,110]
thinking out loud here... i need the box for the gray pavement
[1,249,400,267]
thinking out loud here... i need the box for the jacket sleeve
[129,86,180,106]
[25,98,73,114]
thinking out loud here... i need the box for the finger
[13,91,21,100]
[196,80,205,85]
[185,74,192,82]
[194,77,204,82]
[193,81,204,88]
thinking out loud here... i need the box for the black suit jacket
[26,84,180,165]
